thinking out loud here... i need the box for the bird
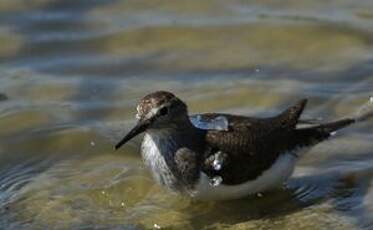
[114,91,372,201]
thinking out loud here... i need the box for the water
[0,0,373,229]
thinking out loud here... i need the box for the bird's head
[114,91,189,150]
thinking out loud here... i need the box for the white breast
[141,131,178,188]
[191,153,298,201]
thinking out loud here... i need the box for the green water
[0,1,373,229]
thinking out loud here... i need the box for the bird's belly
[191,153,297,201]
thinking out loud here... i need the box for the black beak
[114,120,150,150]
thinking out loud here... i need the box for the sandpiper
[115,91,372,200]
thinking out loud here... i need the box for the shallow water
[0,1,373,229]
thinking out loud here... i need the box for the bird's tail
[295,97,373,147]
[315,118,355,134]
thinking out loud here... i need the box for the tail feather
[294,118,354,148]
[316,118,355,133]
[278,99,308,128]
[292,97,372,150]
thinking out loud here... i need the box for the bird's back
[197,99,312,185]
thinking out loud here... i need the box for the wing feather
[200,99,308,185]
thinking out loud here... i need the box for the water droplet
[154,224,161,229]
[212,152,225,171]
[213,159,222,171]
[210,176,223,187]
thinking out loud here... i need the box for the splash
[354,96,373,122]
[209,176,223,187]
[212,151,225,171]
[213,159,222,171]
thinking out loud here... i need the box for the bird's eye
[159,107,168,116]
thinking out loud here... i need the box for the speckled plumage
[115,91,356,200]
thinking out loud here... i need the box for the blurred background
[0,0,373,229]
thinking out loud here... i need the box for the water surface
[0,1,373,229]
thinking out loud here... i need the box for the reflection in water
[0,93,7,101]
[0,0,373,229]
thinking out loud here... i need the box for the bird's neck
[144,125,202,158]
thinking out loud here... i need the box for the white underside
[190,153,298,201]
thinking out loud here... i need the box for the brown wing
[201,99,308,185]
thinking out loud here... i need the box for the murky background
[1,0,373,229]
